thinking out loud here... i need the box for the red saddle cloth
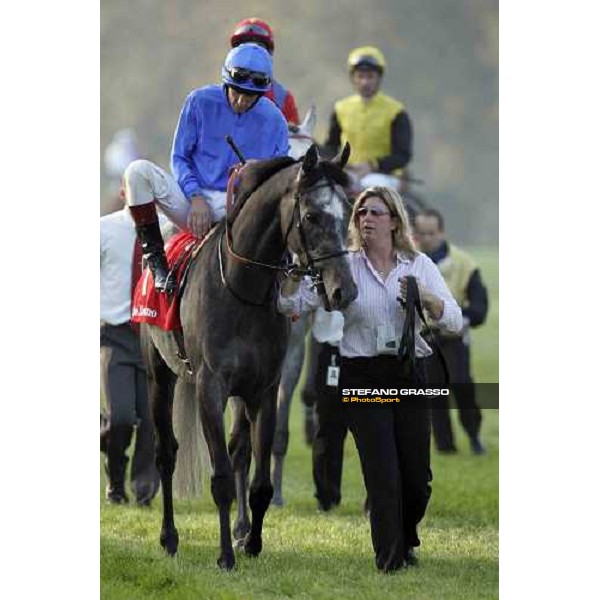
[131,231,202,331]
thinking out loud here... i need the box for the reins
[397,276,450,385]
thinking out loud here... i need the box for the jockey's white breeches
[123,159,226,231]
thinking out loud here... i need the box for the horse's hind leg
[228,397,251,542]
[243,388,277,557]
[301,334,322,445]
[197,367,236,570]
[145,344,179,555]
[272,382,293,507]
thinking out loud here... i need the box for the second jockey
[124,43,289,294]
[323,46,413,183]
[230,17,300,125]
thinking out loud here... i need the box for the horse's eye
[304,212,319,223]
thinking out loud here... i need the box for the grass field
[101,249,499,600]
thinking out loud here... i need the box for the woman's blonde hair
[348,186,418,258]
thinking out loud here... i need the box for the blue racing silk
[171,85,289,199]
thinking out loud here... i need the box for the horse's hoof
[233,520,251,543]
[217,553,235,570]
[242,533,262,557]
[233,537,245,550]
[159,528,179,556]
[271,494,284,507]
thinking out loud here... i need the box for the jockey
[230,17,300,125]
[124,43,289,294]
[323,46,413,183]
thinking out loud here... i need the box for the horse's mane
[229,155,350,223]
[230,156,298,223]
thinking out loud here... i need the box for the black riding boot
[105,424,134,504]
[129,203,176,294]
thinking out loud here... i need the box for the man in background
[414,208,489,455]
[100,184,161,505]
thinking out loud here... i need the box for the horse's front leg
[228,397,251,543]
[147,349,179,556]
[197,367,236,570]
[243,387,277,557]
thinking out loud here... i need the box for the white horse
[288,105,317,160]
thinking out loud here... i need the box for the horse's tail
[172,378,209,499]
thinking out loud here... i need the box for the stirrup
[161,273,178,295]
[151,266,177,295]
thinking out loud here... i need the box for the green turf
[101,249,499,599]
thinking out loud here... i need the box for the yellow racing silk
[334,92,405,168]
[436,244,477,309]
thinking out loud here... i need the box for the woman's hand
[399,277,444,320]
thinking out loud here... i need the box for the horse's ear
[299,104,317,136]
[302,144,320,173]
[332,142,351,169]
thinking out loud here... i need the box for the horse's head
[281,143,358,310]
[288,105,317,160]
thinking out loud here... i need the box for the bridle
[219,164,349,307]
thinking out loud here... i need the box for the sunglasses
[357,206,390,218]
[226,67,271,88]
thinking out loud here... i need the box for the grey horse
[141,145,357,570]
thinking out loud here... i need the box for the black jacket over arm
[463,269,489,327]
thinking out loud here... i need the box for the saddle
[131,228,215,331]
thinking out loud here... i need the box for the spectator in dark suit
[414,208,489,455]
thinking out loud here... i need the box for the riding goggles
[226,67,271,89]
